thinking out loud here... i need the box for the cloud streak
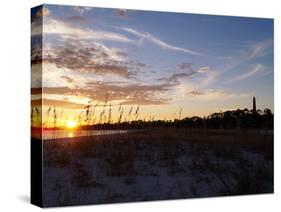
[226,64,264,84]
[121,27,201,55]
[158,65,210,85]
[249,40,273,60]
[186,89,236,101]
[32,17,133,43]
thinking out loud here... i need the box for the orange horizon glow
[65,120,78,129]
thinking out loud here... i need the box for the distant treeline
[84,108,273,130]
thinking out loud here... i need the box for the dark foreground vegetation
[40,128,273,207]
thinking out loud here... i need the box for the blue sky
[31,4,274,120]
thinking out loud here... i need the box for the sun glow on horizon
[66,120,78,129]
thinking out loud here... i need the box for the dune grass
[41,128,273,206]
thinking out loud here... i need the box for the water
[42,129,129,140]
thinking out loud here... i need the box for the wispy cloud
[31,98,87,109]
[248,40,273,60]
[65,16,87,24]
[211,39,272,87]
[158,65,210,85]
[45,38,148,81]
[186,89,236,101]
[33,78,175,106]
[32,17,133,43]
[158,73,195,84]
[176,63,193,70]
[52,19,133,42]
[73,6,93,15]
[222,39,273,72]
[226,64,265,84]
[120,27,201,55]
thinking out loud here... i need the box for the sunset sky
[31,5,274,125]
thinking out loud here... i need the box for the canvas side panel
[31,5,43,208]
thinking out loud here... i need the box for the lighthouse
[253,96,256,114]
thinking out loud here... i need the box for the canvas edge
[30,4,44,208]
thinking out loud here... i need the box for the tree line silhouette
[87,107,273,130]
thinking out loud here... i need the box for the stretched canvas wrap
[31,4,274,208]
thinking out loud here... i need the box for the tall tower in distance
[253,96,256,114]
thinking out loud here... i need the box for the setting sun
[65,120,77,129]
